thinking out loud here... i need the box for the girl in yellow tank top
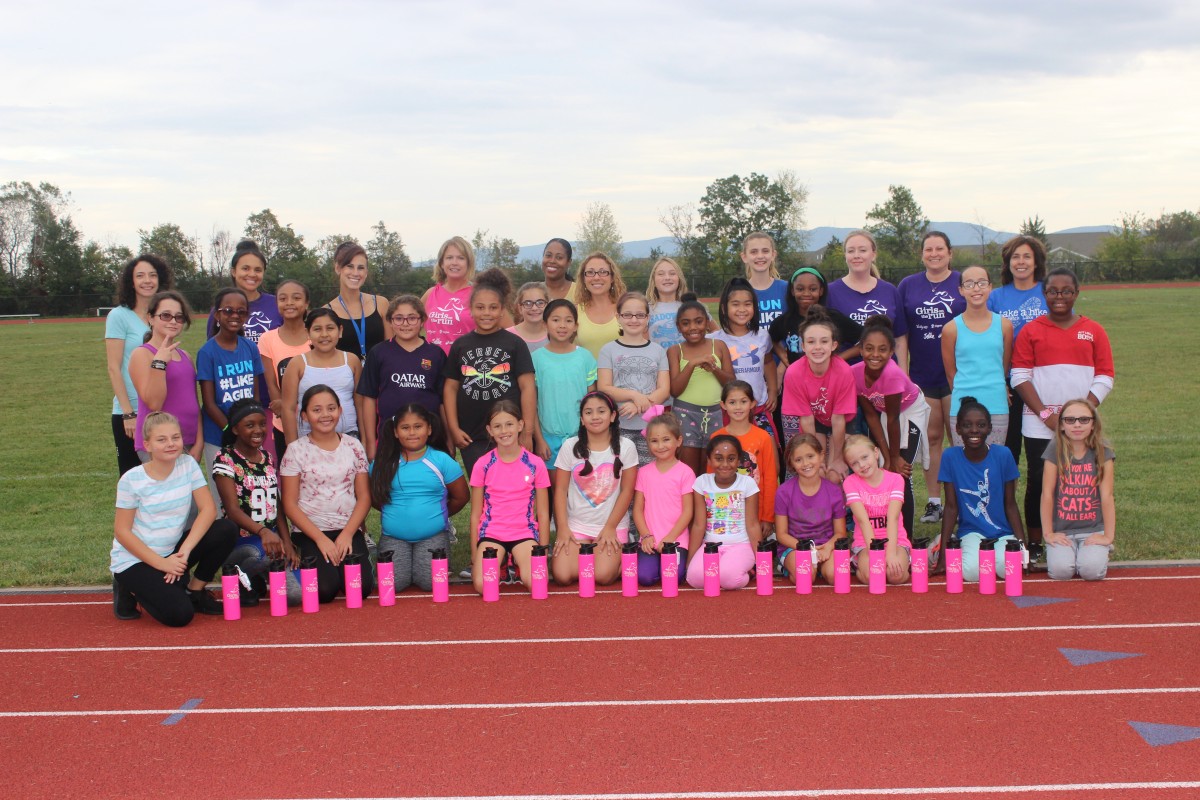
[668,297,734,475]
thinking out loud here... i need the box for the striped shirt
[111,456,206,573]
[1011,315,1115,439]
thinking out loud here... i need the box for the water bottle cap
[222,563,239,576]
[482,547,498,559]
[429,548,447,560]
[704,542,719,554]
[531,545,547,557]
[661,541,677,553]
[869,539,887,550]
[268,559,286,572]
[1006,539,1024,552]
[757,540,775,552]
[343,553,360,566]
[833,538,850,550]
[800,539,815,550]
[578,543,595,555]
[622,542,639,554]
[300,556,318,569]
[947,536,961,549]
[375,550,394,563]
[912,537,929,550]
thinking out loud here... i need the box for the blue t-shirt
[987,283,1047,340]
[104,306,150,415]
[196,336,264,445]
[532,346,598,439]
[647,301,682,350]
[753,279,789,327]
[375,448,463,541]
[938,445,1019,538]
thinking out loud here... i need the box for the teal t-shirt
[532,346,598,438]
[375,448,463,541]
[105,306,149,415]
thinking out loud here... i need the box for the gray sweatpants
[1047,532,1111,581]
[377,530,452,593]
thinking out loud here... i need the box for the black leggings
[1004,384,1024,463]
[111,414,142,477]
[1023,437,1051,543]
[897,421,921,537]
[113,519,237,627]
[295,530,375,604]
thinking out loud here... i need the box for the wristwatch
[1038,407,1055,421]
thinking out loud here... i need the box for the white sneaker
[919,501,943,523]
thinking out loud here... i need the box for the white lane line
[2,621,1198,656]
[3,685,1197,720]
[3,572,1198,606]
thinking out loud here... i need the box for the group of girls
[108,229,1118,625]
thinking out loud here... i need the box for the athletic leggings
[685,541,755,590]
[111,414,141,477]
[113,518,238,627]
[377,530,451,592]
[295,529,375,604]
[1023,437,1051,543]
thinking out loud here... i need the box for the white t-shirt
[554,434,639,537]
[709,328,773,405]
[693,472,759,545]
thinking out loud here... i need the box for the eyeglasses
[583,270,611,279]
[1045,288,1077,298]
[619,312,648,320]
[155,312,185,323]
[391,315,422,325]
[1062,416,1093,425]
[217,307,248,316]
[519,299,547,309]
[961,279,991,290]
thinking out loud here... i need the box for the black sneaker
[113,577,141,621]
[240,584,260,607]
[1027,542,1048,573]
[188,587,224,615]
[919,501,943,523]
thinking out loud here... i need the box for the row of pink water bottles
[222,550,410,620]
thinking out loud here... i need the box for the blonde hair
[844,229,882,279]
[741,232,780,280]
[842,433,877,457]
[142,411,181,440]
[1054,398,1110,485]
[572,252,626,308]
[646,257,689,305]
[433,236,476,285]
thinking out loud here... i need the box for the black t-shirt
[442,330,534,441]
[768,308,864,364]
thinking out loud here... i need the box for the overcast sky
[3,1,1198,260]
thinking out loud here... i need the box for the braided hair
[572,391,625,479]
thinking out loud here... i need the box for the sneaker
[459,568,473,580]
[240,584,260,608]
[927,537,943,570]
[1026,542,1047,573]
[919,501,943,524]
[188,587,224,615]
[112,577,141,621]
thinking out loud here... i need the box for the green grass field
[0,287,1196,587]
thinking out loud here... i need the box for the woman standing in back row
[324,241,390,360]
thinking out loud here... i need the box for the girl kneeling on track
[372,403,469,593]
[214,398,300,608]
[552,392,638,586]
[686,434,761,590]
[470,400,551,594]
[1041,399,1115,581]
[632,410,695,585]
[842,434,910,586]
[280,384,373,604]
[111,411,236,626]
[775,433,847,586]
[938,397,1026,581]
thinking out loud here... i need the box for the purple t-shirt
[825,278,909,353]
[897,271,965,389]
[206,292,282,344]
[775,477,846,546]
[357,339,446,432]
[851,359,922,414]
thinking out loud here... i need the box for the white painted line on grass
[1,621,1198,656]
[0,470,107,482]
[2,685,1197,721]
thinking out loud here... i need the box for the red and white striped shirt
[1011,315,1114,439]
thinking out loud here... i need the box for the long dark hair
[572,391,624,479]
[369,403,447,508]
[718,277,760,334]
[117,254,173,309]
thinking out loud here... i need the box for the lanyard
[337,295,368,358]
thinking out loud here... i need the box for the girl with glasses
[129,291,203,465]
[507,282,550,354]
[572,251,626,359]
[597,291,670,466]
[941,266,1013,447]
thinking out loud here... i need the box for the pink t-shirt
[851,360,922,414]
[842,470,910,548]
[470,448,551,542]
[781,356,857,426]
[425,284,474,354]
[634,459,696,550]
[279,434,368,531]
[256,328,311,431]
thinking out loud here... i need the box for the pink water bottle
[578,543,596,598]
[481,547,500,602]
[833,537,851,594]
[343,553,363,608]
[910,538,929,594]
[530,545,549,600]
[703,542,720,597]
[978,539,997,595]
[755,540,775,596]
[868,539,887,595]
[621,542,639,597]
[376,550,395,607]
[268,560,288,617]
[1004,539,1024,597]
[222,564,241,621]
[430,548,449,603]
[300,556,319,613]
[660,542,679,598]
[794,540,814,595]
[945,536,963,594]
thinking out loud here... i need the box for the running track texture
[3,569,1200,799]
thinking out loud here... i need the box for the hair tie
[225,402,266,431]
[790,267,825,284]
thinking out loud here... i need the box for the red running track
[2,568,1199,799]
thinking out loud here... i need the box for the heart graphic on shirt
[573,462,616,507]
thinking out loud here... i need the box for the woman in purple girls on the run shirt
[825,229,909,365]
